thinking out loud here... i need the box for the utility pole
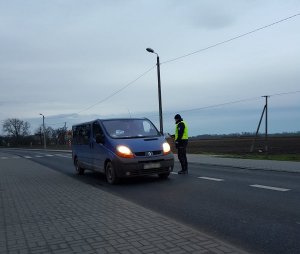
[264,96,269,153]
[39,127,43,146]
[250,96,269,153]
[146,48,164,134]
[64,122,67,146]
[156,54,163,134]
[39,114,46,149]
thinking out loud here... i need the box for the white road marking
[0,154,72,160]
[198,176,224,182]
[250,184,290,192]
[54,154,72,158]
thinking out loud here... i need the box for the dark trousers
[177,140,188,171]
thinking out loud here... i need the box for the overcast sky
[1,0,300,136]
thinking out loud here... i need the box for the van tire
[75,158,84,175]
[158,172,170,179]
[105,162,119,184]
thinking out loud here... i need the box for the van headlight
[116,145,134,158]
[163,142,171,154]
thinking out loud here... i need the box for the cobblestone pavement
[0,157,249,254]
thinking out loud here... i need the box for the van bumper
[112,153,174,177]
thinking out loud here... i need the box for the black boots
[178,163,188,174]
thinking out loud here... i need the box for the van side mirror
[95,134,104,144]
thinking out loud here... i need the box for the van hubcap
[106,164,113,181]
[75,160,79,172]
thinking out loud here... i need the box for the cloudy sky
[1,0,300,136]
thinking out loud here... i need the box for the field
[167,136,300,161]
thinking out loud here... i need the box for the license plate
[144,163,161,169]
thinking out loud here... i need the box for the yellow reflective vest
[175,121,188,140]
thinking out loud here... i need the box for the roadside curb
[187,161,300,174]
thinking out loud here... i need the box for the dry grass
[167,136,300,161]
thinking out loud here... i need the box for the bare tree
[2,118,30,145]
[52,127,67,145]
[34,125,67,146]
[34,126,43,145]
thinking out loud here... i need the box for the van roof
[71,117,149,127]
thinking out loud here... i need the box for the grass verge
[199,153,300,162]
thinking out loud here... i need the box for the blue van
[72,118,174,184]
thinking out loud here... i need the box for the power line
[142,97,262,118]
[144,90,300,117]
[38,65,156,121]
[161,13,300,65]
[174,97,262,114]
[268,90,300,97]
[77,65,156,114]
[44,122,66,127]
[171,90,300,114]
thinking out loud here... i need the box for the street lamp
[146,47,163,134]
[39,113,46,149]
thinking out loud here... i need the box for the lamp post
[39,113,46,149]
[146,47,163,134]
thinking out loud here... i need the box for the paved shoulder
[0,158,248,254]
[182,154,300,173]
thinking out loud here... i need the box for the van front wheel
[158,172,170,179]
[105,162,119,184]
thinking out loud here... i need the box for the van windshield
[102,119,160,139]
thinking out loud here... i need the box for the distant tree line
[167,131,300,140]
[190,132,300,140]
[0,118,70,147]
[1,117,299,147]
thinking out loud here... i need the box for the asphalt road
[1,148,300,254]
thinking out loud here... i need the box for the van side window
[72,124,90,145]
[93,122,103,138]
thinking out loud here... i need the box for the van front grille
[129,167,170,176]
[134,150,162,157]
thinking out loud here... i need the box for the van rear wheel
[105,162,119,184]
[75,158,84,175]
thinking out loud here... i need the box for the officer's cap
[174,114,182,120]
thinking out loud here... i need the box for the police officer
[174,114,188,174]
